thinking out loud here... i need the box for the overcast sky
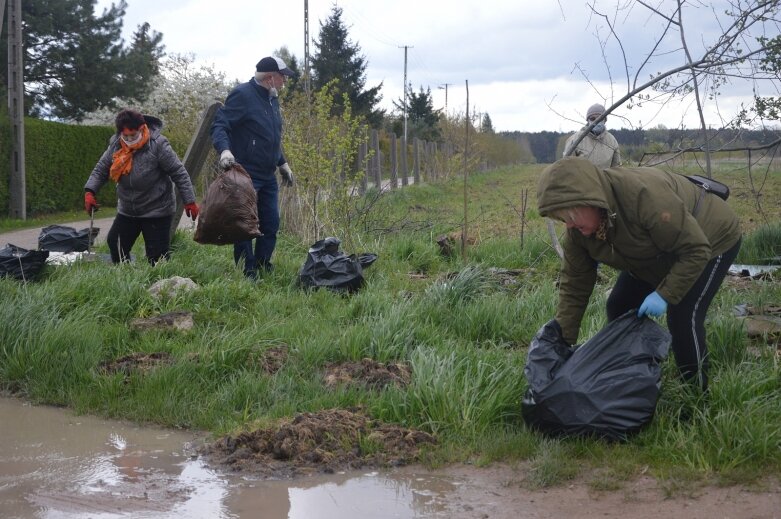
[96,0,778,132]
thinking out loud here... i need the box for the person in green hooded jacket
[537,157,742,392]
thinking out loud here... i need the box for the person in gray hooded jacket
[84,109,199,264]
[563,103,621,168]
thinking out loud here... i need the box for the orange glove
[184,202,199,220]
[84,191,99,215]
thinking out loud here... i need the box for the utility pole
[438,83,452,113]
[399,45,412,142]
[303,0,310,96]
[462,79,469,262]
[8,0,26,219]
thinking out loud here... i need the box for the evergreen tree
[311,6,383,127]
[480,113,494,133]
[1,0,165,121]
[392,84,441,141]
[273,46,304,102]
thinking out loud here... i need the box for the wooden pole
[400,136,408,186]
[462,80,469,262]
[358,140,368,195]
[390,133,398,190]
[8,0,26,219]
[371,129,381,189]
[413,137,421,185]
[170,101,222,237]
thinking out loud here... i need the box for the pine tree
[1,0,165,121]
[311,6,384,127]
[480,113,494,134]
[392,84,441,141]
[273,46,304,102]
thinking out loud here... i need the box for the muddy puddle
[2,397,780,519]
[0,397,468,518]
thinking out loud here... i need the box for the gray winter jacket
[84,115,196,218]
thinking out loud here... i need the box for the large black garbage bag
[0,244,49,281]
[38,225,99,252]
[522,312,671,441]
[298,237,377,293]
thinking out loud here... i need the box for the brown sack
[194,164,261,245]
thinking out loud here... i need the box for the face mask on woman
[121,131,143,146]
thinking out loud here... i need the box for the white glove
[278,163,295,187]
[219,150,236,170]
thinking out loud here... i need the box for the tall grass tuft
[735,222,781,264]
[380,347,525,436]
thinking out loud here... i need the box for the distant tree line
[501,127,781,165]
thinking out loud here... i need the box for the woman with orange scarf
[84,109,199,264]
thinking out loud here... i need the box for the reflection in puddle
[0,398,461,518]
[286,472,458,518]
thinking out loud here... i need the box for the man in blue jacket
[211,56,296,279]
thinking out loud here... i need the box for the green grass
[1,162,780,490]
[735,221,781,264]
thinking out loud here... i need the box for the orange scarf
[109,124,150,182]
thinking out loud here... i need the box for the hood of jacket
[142,114,164,137]
[537,157,612,216]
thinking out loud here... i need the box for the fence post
[371,129,381,189]
[400,136,409,186]
[358,140,368,195]
[427,142,435,181]
[390,133,398,190]
[170,101,222,238]
[413,137,421,185]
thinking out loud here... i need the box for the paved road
[0,214,195,250]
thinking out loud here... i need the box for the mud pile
[323,358,411,390]
[204,408,436,478]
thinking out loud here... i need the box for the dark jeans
[233,177,280,276]
[106,213,173,265]
[605,238,742,391]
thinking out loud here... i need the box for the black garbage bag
[298,237,377,293]
[0,244,50,281]
[522,312,671,441]
[38,225,100,253]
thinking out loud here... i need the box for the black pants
[106,213,173,265]
[605,238,741,391]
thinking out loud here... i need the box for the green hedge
[0,115,115,215]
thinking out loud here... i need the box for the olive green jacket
[537,157,741,344]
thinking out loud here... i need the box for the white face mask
[121,132,143,146]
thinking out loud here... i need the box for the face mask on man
[590,122,606,136]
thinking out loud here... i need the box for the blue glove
[638,291,667,318]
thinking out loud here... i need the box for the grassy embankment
[1,162,780,490]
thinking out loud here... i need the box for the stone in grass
[148,276,199,300]
[131,311,194,331]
